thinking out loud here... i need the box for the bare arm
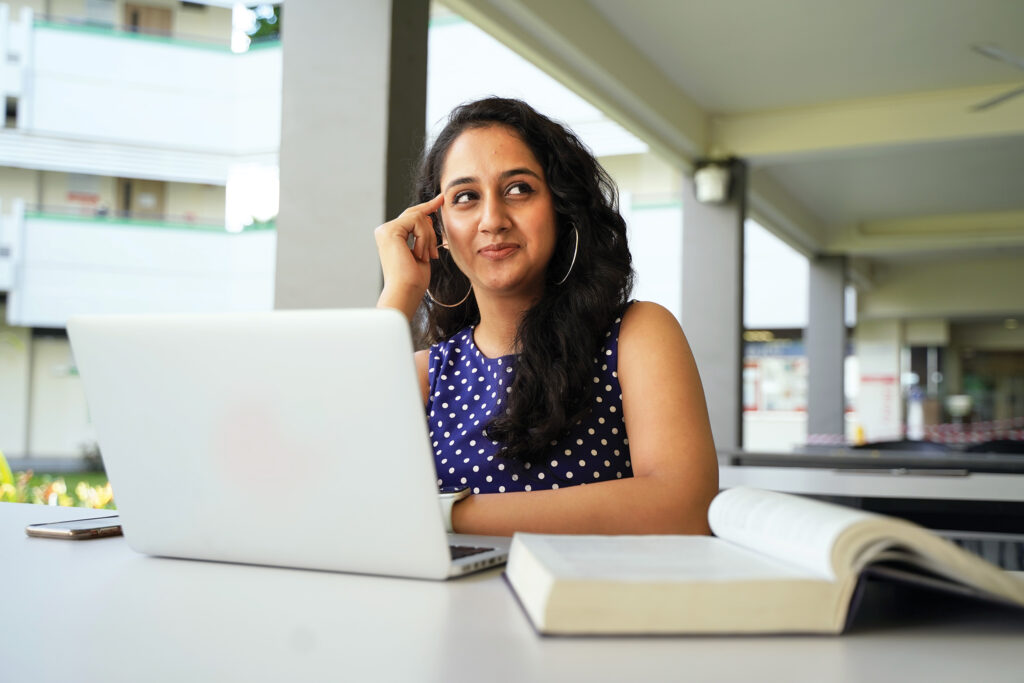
[451,301,719,535]
[414,349,431,406]
[381,200,438,406]
[375,194,443,323]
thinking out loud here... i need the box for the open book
[505,487,1024,634]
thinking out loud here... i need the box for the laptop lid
[68,308,499,580]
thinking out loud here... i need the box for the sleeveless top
[426,307,633,494]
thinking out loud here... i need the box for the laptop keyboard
[450,544,493,560]
[939,532,1024,572]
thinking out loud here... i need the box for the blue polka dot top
[427,306,633,494]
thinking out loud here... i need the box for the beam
[859,255,1024,320]
[746,169,827,256]
[829,210,1024,255]
[846,257,875,292]
[713,82,1024,161]
[442,1,831,262]
[442,0,707,165]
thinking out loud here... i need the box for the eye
[506,182,534,196]
[452,190,477,205]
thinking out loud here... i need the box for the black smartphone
[25,515,122,540]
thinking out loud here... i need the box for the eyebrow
[443,168,542,193]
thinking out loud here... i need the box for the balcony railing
[1,202,277,327]
[1,5,282,154]
[31,13,280,52]
[23,205,274,234]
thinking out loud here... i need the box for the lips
[478,243,520,260]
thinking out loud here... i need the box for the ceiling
[442,0,1024,275]
[590,0,1024,112]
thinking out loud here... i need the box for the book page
[518,534,824,582]
[709,487,877,579]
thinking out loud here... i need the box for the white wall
[165,181,226,222]
[853,318,903,441]
[27,24,280,154]
[624,202,683,322]
[0,167,36,208]
[2,3,274,185]
[0,196,21,290]
[7,215,275,327]
[0,306,29,457]
[600,153,682,196]
[167,1,233,43]
[37,174,227,221]
[0,5,32,103]
[39,170,115,211]
[744,218,809,329]
[10,0,232,40]
[41,0,85,18]
[743,412,807,452]
[1,1,43,15]
[743,412,863,452]
[28,335,92,458]
[904,318,949,346]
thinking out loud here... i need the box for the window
[4,97,16,129]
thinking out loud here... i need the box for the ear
[436,217,449,249]
[433,205,447,239]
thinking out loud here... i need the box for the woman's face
[438,124,558,302]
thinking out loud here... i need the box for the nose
[478,193,509,235]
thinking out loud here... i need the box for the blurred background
[0,0,1022,488]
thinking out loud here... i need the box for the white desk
[4,502,1024,683]
[720,464,1024,501]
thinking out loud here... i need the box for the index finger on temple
[421,192,444,212]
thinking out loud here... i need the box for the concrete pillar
[806,255,846,438]
[275,0,430,309]
[682,161,747,451]
[854,319,904,441]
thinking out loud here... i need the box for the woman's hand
[375,193,444,321]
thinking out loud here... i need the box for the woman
[375,97,717,536]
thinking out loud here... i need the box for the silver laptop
[67,308,509,579]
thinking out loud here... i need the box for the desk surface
[5,503,1024,683]
[725,448,1024,474]
[719,464,1024,502]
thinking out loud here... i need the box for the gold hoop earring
[426,240,472,307]
[553,225,579,285]
[426,285,473,308]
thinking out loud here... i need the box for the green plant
[0,449,12,489]
[0,450,114,509]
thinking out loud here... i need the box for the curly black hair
[414,97,633,465]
